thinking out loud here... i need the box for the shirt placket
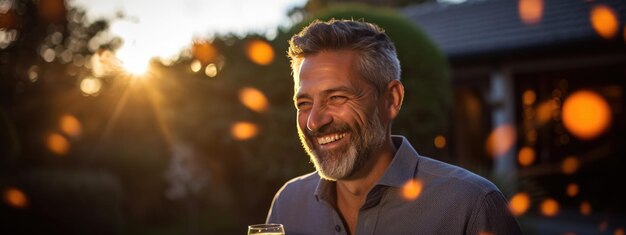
[355,186,386,235]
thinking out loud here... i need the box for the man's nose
[307,104,332,132]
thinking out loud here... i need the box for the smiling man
[266,19,522,235]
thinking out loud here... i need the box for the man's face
[294,50,387,181]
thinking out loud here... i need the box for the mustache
[306,123,351,138]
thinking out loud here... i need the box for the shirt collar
[313,135,420,202]
[376,135,420,188]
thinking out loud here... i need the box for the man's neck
[336,139,396,197]
[334,139,396,234]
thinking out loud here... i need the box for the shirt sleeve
[466,191,523,235]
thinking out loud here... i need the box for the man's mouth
[317,133,347,145]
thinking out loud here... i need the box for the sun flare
[116,49,151,77]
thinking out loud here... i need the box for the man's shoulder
[275,171,320,199]
[417,155,499,194]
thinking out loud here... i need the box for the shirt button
[335,225,342,232]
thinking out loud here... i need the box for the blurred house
[403,0,626,233]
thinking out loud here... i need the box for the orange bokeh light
[561,156,580,175]
[615,228,625,235]
[231,122,259,140]
[522,90,536,106]
[38,0,66,23]
[562,90,611,140]
[3,187,28,209]
[192,41,218,64]
[401,179,423,201]
[239,87,269,113]
[80,77,102,96]
[509,192,531,216]
[540,198,559,217]
[47,132,69,155]
[518,0,543,24]
[434,135,446,149]
[580,201,592,216]
[518,146,536,166]
[246,39,275,65]
[485,124,517,157]
[590,5,619,39]
[60,114,82,138]
[566,183,579,197]
[535,100,558,126]
[0,10,17,29]
[190,60,202,73]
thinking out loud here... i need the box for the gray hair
[288,19,401,93]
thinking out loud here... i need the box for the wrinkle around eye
[296,101,312,111]
[329,95,348,104]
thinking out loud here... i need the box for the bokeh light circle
[562,90,611,140]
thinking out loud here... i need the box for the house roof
[401,0,626,59]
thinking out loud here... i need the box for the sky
[69,0,307,71]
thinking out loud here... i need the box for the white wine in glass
[247,223,285,235]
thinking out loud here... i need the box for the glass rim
[248,223,283,228]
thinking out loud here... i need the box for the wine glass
[247,223,285,235]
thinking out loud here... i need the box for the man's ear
[386,80,404,120]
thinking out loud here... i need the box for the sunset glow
[117,48,151,76]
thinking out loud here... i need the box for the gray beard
[298,108,386,181]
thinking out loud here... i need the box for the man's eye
[297,102,311,109]
[329,96,347,103]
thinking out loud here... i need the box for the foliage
[1,0,124,233]
[291,0,435,18]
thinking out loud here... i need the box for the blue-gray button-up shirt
[267,136,522,234]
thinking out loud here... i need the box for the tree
[1,1,123,233]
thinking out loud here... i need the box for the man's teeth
[318,133,347,145]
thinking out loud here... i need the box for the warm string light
[401,179,423,201]
[485,124,516,157]
[518,0,543,24]
[3,187,29,209]
[231,122,259,140]
[509,192,531,216]
[562,90,611,140]
[590,4,619,39]
[246,39,275,65]
[239,87,269,113]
